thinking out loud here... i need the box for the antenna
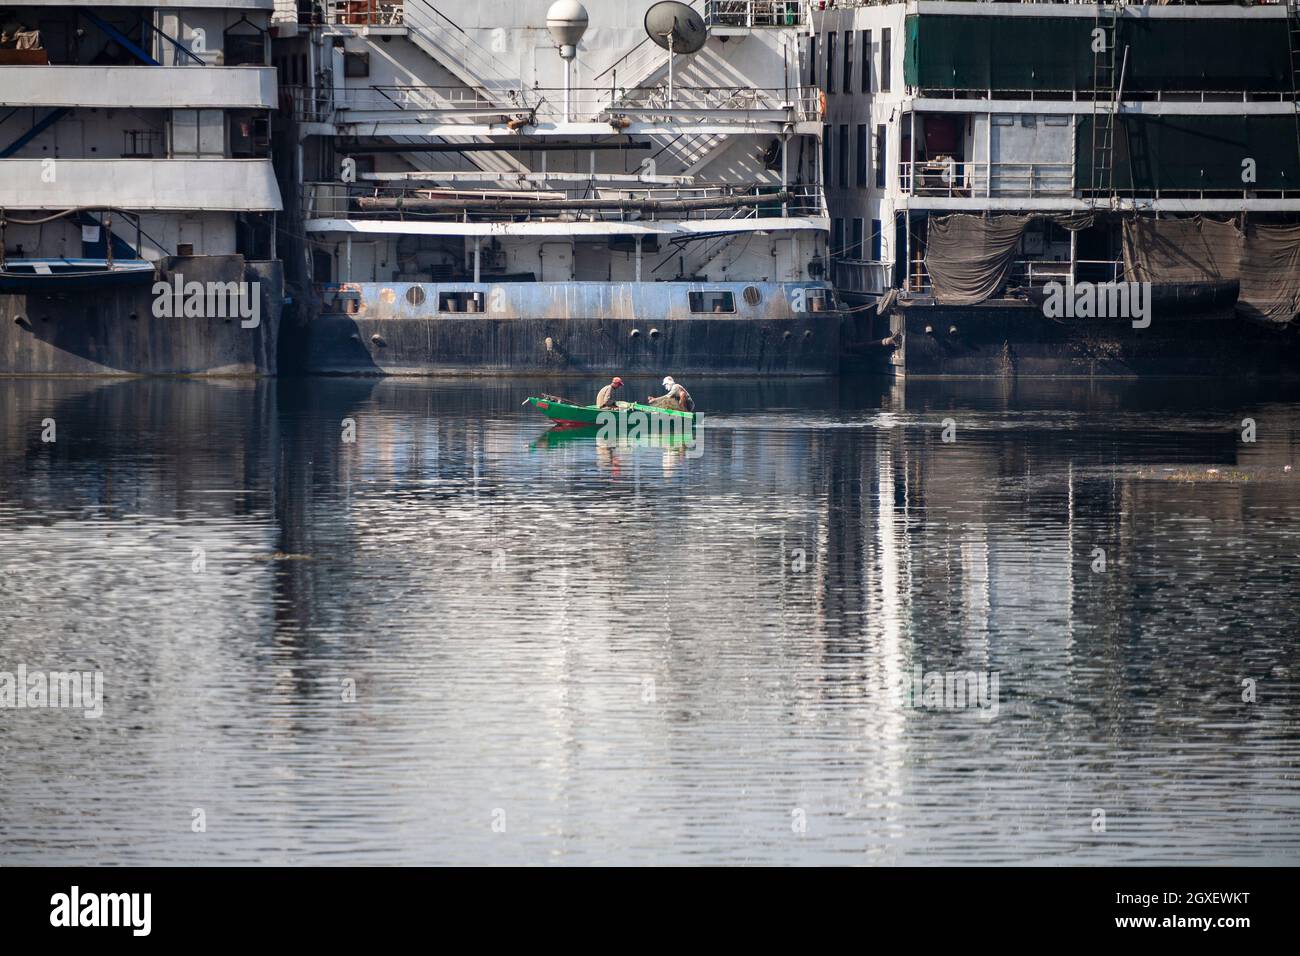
[547,2,590,123]
[643,1,707,107]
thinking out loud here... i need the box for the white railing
[299,0,804,29]
[578,84,817,122]
[614,84,819,119]
[905,259,1126,296]
[705,1,805,27]
[334,85,532,115]
[318,83,814,124]
[1009,259,1126,287]
[900,160,1074,198]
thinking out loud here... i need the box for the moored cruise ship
[272,0,839,374]
[816,0,1300,377]
[0,0,284,374]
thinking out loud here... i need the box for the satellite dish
[644,1,706,55]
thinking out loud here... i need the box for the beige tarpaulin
[925,214,1031,305]
[1122,216,1242,283]
[1122,217,1300,324]
[1239,223,1300,326]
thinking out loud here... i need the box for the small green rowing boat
[524,395,695,427]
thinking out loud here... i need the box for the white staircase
[402,1,529,109]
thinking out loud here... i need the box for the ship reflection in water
[1,375,1298,865]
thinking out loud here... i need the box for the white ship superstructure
[273,0,838,374]
[817,1,1300,301]
[0,0,284,372]
[0,2,282,262]
[814,0,1300,376]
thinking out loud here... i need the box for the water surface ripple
[1,376,1297,864]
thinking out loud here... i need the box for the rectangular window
[871,219,883,261]
[172,109,225,158]
[851,218,864,260]
[843,30,853,93]
[838,123,848,188]
[172,109,198,156]
[343,51,370,78]
[225,30,265,67]
[874,125,887,188]
[832,218,844,260]
[809,36,817,87]
[856,123,868,187]
[822,124,832,189]
[826,32,836,93]
[439,291,484,313]
[689,291,736,314]
[861,30,871,93]
[880,29,891,92]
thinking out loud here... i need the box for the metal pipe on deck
[342,142,650,154]
[353,192,791,214]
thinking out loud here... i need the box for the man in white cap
[649,375,694,412]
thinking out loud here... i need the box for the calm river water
[1,375,1298,865]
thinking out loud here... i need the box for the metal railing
[334,84,535,116]
[610,84,819,120]
[906,258,1126,296]
[1009,259,1125,287]
[907,257,930,295]
[283,85,337,122]
[297,0,405,25]
[542,84,818,122]
[296,0,815,30]
[294,83,816,124]
[705,1,804,26]
[900,160,1074,198]
[303,181,824,224]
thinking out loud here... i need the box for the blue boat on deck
[0,258,157,292]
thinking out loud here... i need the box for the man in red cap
[595,376,624,409]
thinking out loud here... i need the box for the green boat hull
[526,396,695,427]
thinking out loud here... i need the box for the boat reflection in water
[532,417,704,478]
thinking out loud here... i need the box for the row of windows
[831,218,883,262]
[822,123,887,190]
[809,28,892,95]
[688,290,832,313]
[337,290,831,315]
